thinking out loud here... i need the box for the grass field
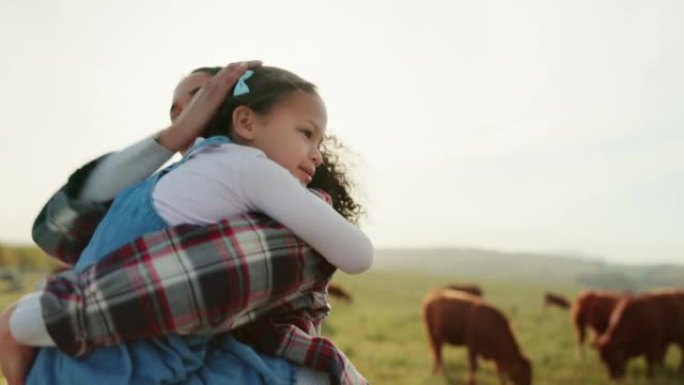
[1,268,683,384]
[326,270,683,385]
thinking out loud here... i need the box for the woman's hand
[0,304,36,385]
[157,60,263,153]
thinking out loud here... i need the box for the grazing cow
[543,292,570,310]
[571,290,626,358]
[422,289,532,385]
[445,283,483,297]
[597,290,684,380]
[327,282,353,303]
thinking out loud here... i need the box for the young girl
[24,66,373,384]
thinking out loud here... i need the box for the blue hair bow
[233,70,254,96]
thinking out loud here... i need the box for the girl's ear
[232,105,257,141]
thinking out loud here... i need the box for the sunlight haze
[1,0,682,265]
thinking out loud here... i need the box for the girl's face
[249,91,327,186]
[169,72,213,122]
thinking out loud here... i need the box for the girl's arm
[154,146,373,274]
[242,154,374,274]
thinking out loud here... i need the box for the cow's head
[509,356,532,385]
[597,335,627,379]
[595,298,634,380]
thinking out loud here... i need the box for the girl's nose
[311,148,323,167]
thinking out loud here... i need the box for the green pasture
[1,247,683,384]
[326,270,682,385]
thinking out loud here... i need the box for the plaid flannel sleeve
[234,302,369,385]
[39,212,337,356]
[32,155,112,265]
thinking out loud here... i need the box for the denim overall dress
[27,136,297,385]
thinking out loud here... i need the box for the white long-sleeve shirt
[153,140,373,275]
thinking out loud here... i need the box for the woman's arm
[78,135,174,202]
[31,137,173,263]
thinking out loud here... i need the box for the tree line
[0,242,61,272]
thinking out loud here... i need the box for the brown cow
[597,290,684,380]
[422,289,532,385]
[445,283,483,297]
[571,290,626,358]
[543,292,570,310]
[327,282,353,303]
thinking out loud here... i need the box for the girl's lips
[301,166,315,179]
[295,167,313,185]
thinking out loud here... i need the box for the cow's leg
[430,337,444,374]
[654,342,668,368]
[645,356,656,378]
[645,341,667,377]
[645,348,659,378]
[494,361,507,385]
[573,319,586,360]
[466,349,478,385]
[678,342,684,375]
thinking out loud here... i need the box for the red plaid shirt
[32,156,368,385]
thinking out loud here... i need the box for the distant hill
[373,247,684,291]
[2,242,682,291]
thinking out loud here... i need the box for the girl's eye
[299,128,313,138]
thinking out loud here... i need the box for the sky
[1,0,682,265]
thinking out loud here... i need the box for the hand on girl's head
[170,61,263,123]
[161,60,263,153]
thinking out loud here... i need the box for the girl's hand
[0,304,36,385]
[157,60,263,152]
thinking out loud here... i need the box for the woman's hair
[191,65,363,223]
[191,67,222,76]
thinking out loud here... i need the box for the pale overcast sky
[1,0,682,264]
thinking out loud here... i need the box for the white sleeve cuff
[9,292,56,346]
[80,135,175,202]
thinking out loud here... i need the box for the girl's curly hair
[313,135,363,224]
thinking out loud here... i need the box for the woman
[0,61,368,385]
